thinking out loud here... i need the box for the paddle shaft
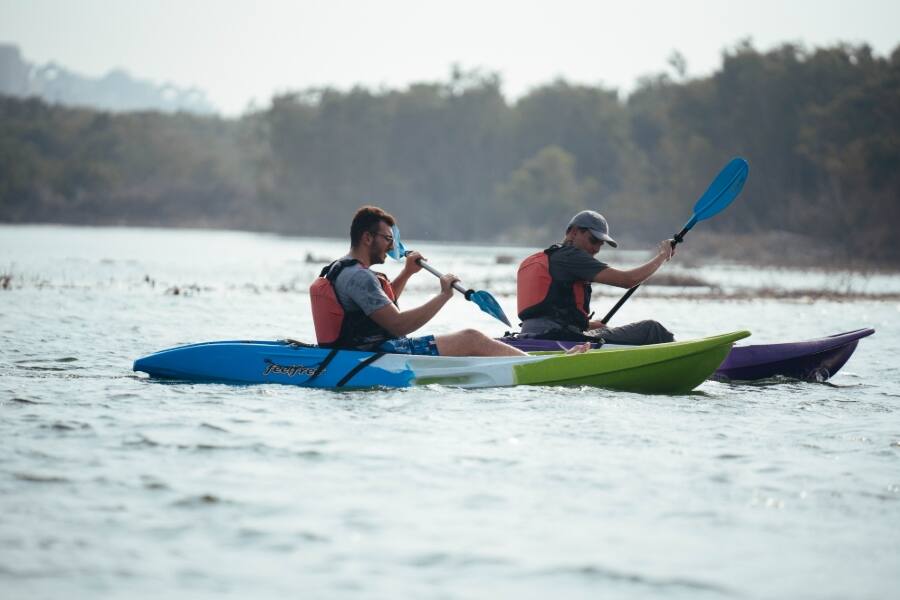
[599,226,689,325]
[404,252,471,297]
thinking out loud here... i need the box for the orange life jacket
[516,245,591,330]
[310,259,397,348]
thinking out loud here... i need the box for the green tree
[495,145,598,242]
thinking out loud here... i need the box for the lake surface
[2,224,899,599]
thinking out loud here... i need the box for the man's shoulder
[333,260,376,288]
[552,244,584,256]
[551,244,596,263]
[549,244,606,280]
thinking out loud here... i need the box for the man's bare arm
[369,273,458,337]
[592,240,675,289]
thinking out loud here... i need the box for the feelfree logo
[263,361,323,377]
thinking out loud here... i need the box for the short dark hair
[350,205,396,247]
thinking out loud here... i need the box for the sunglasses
[371,232,394,244]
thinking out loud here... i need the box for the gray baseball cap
[567,210,618,247]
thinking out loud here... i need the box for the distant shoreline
[3,220,898,274]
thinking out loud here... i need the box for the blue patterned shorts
[376,335,440,356]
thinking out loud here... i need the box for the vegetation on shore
[2,41,898,267]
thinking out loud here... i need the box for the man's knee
[459,328,487,341]
[435,328,493,356]
[644,320,674,343]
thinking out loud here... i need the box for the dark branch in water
[645,273,716,288]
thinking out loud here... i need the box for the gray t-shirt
[331,257,393,316]
[520,244,607,334]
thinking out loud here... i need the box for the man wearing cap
[515,210,676,345]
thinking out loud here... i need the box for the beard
[369,247,386,265]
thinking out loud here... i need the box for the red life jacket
[309,259,397,348]
[516,245,591,330]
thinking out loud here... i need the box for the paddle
[388,225,512,326]
[600,157,749,325]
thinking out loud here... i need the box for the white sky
[1,0,898,115]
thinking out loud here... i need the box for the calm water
[2,224,899,599]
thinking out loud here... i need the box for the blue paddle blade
[388,224,407,261]
[691,157,749,224]
[469,290,512,327]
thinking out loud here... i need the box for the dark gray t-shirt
[520,244,607,334]
[331,257,393,316]
[547,244,608,282]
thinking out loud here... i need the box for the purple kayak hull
[499,328,875,382]
[712,328,874,381]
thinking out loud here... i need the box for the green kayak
[509,330,750,393]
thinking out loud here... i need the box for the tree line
[1,41,898,265]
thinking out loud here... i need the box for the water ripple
[172,494,231,507]
[536,564,733,595]
[12,472,70,484]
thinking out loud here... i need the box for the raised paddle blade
[468,290,512,327]
[388,224,407,261]
[690,157,749,225]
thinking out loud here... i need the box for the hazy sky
[2,0,898,115]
